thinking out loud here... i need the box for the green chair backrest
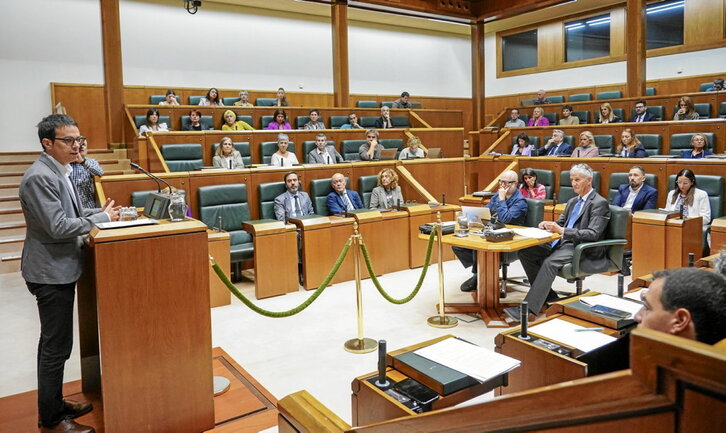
[548,95,565,104]
[629,105,664,121]
[593,135,614,154]
[606,205,628,261]
[161,144,203,172]
[645,87,656,96]
[669,132,716,155]
[635,134,662,156]
[673,103,712,119]
[558,170,601,203]
[309,177,348,215]
[667,174,723,219]
[720,102,726,118]
[607,173,657,202]
[188,95,203,105]
[256,98,276,106]
[546,134,573,146]
[222,97,241,105]
[379,139,404,151]
[409,102,423,109]
[568,93,592,102]
[357,101,377,108]
[329,116,348,129]
[131,189,186,209]
[358,175,379,208]
[296,116,310,129]
[593,108,624,123]
[391,116,409,127]
[360,117,378,128]
[511,136,540,152]
[572,110,590,124]
[236,115,254,127]
[258,181,287,220]
[520,98,536,106]
[381,102,394,108]
[524,198,546,227]
[520,168,554,199]
[341,140,365,161]
[543,112,558,124]
[518,113,530,124]
[260,115,274,129]
[180,115,213,130]
[211,141,251,166]
[261,141,296,164]
[135,115,171,129]
[596,90,622,100]
[198,184,252,256]
[149,95,166,104]
[699,82,713,92]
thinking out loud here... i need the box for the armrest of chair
[571,239,627,275]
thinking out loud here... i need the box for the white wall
[0,0,103,152]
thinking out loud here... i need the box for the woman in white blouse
[212,137,244,169]
[138,108,168,136]
[270,133,299,167]
[664,168,711,231]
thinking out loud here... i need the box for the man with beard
[612,166,658,213]
[274,171,314,221]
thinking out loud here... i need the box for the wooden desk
[380,210,410,274]
[421,227,558,327]
[243,220,299,298]
[632,210,702,277]
[545,291,638,333]
[458,194,487,207]
[405,204,458,268]
[207,230,231,307]
[711,217,726,253]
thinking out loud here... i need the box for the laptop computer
[461,205,491,223]
[427,148,442,158]
[379,148,398,160]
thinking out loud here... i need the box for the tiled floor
[0,259,629,432]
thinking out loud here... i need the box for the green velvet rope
[359,229,436,304]
[210,238,352,318]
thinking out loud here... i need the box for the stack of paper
[95,218,159,230]
[579,294,644,319]
[529,318,616,352]
[414,338,520,383]
[623,289,646,303]
[512,227,553,239]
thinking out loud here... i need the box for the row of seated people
[520,80,724,106]
[506,97,725,128]
[509,129,716,159]
[161,131,429,171]
[137,107,409,136]
[154,88,420,109]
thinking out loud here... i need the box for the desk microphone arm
[130,162,173,194]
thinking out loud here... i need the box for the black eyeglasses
[53,136,87,146]
[498,179,517,185]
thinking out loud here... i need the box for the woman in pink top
[519,168,546,199]
[267,109,292,130]
[571,130,600,157]
[527,107,550,127]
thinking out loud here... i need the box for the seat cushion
[342,139,366,161]
[256,98,276,106]
[329,116,348,129]
[596,90,622,100]
[357,101,377,108]
[635,134,662,156]
[568,93,592,102]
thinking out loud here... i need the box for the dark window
[646,0,684,49]
[565,13,611,62]
[502,30,538,72]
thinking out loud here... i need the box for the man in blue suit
[612,166,658,213]
[628,100,658,122]
[537,130,573,157]
[327,173,364,215]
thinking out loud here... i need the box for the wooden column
[625,0,646,98]
[471,20,485,156]
[331,0,350,107]
[100,0,125,147]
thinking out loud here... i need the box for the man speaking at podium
[19,114,120,433]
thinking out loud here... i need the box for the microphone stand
[130,162,174,193]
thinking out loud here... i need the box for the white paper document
[512,227,553,239]
[579,294,643,319]
[529,318,616,353]
[414,338,520,383]
[95,218,159,230]
[624,289,646,303]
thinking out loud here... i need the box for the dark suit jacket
[327,189,364,215]
[538,142,574,157]
[557,191,611,272]
[628,112,656,122]
[612,183,657,213]
[374,117,393,129]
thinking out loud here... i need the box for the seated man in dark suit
[453,170,528,291]
[274,171,314,221]
[537,129,573,157]
[327,172,364,215]
[612,165,658,213]
[635,268,726,345]
[629,99,657,122]
[505,164,611,320]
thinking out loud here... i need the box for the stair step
[0,210,23,223]
[0,257,21,274]
[0,221,26,237]
[0,198,19,211]
[0,236,24,255]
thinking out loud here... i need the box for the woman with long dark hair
[664,169,711,231]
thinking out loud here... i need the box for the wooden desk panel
[632,211,676,277]
[208,230,232,307]
[380,211,410,274]
[243,221,299,299]
[712,217,726,253]
[401,158,466,206]
[665,216,703,268]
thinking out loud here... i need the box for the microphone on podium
[130,162,173,193]
[374,340,390,388]
[130,162,175,219]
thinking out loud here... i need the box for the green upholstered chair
[558,205,629,295]
[303,140,335,162]
[511,136,540,152]
[260,115,274,129]
[260,141,296,164]
[646,87,656,96]
[673,103,712,119]
[149,95,166,104]
[596,90,622,100]
[357,101,378,108]
[547,95,565,104]
[593,135,614,154]
[180,115,213,130]
[699,82,713,92]
[381,102,394,108]
[198,183,253,280]
[255,98,276,106]
[188,95,203,105]
[236,115,254,127]
[720,102,726,118]
[341,140,365,161]
[211,141,251,167]
[520,98,536,106]
[258,181,287,220]
[669,132,716,156]
[520,168,554,200]
[222,97,241,105]
[309,177,348,215]
[161,144,203,172]
[568,93,592,102]
[131,189,187,209]
[518,114,530,124]
[558,170,601,204]
[635,134,662,156]
[500,198,547,295]
[358,175,379,208]
[543,112,558,124]
[409,102,423,109]
[329,116,348,129]
[295,116,309,129]
[391,116,409,127]
[607,173,657,202]
[134,115,171,129]
[667,174,724,252]
[360,117,378,128]
[571,110,590,124]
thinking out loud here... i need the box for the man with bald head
[326,173,364,215]
[453,170,528,291]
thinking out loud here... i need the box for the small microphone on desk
[442,194,446,206]
[374,340,390,388]
[519,302,531,340]
[679,204,685,220]
[130,162,173,193]
[688,252,695,267]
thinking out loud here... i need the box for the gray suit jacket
[557,190,611,272]
[307,147,343,164]
[19,153,108,284]
[369,186,403,209]
[274,191,315,221]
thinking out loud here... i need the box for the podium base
[344,337,377,354]
[427,315,458,328]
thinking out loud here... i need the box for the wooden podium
[632,210,702,277]
[243,220,299,298]
[712,216,726,252]
[77,220,215,433]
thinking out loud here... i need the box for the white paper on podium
[414,338,520,383]
[95,218,159,230]
[512,227,553,239]
[579,294,643,318]
[624,288,646,303]
[529,318,616,353]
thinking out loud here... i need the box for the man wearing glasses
[19,114,120,433]
[453,170,527,292]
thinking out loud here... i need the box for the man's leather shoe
[460,275,477,292]
[40,418,95,433]
[63,400,93,419]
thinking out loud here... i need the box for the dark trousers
[518,242,574,314]
[27,281,76,427]
[452,246,477,273]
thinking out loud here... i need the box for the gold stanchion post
[427,211,458,328]
[344,222,377,353]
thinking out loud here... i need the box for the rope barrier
[359,230,436,304]
[210,238,352,317]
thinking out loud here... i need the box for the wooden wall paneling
[400,158,465,205]
[100,0,125,146]
[624,1,646,98]
[331,0,349,107]
[685,0,726,44]
[610,7,626,57]
[472,21,485,134]
[52,84,108,149]
[537,21,563,69]
[408,128,465,157]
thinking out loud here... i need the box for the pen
[574,328,605,332]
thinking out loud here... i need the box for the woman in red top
[519,168,546,199]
